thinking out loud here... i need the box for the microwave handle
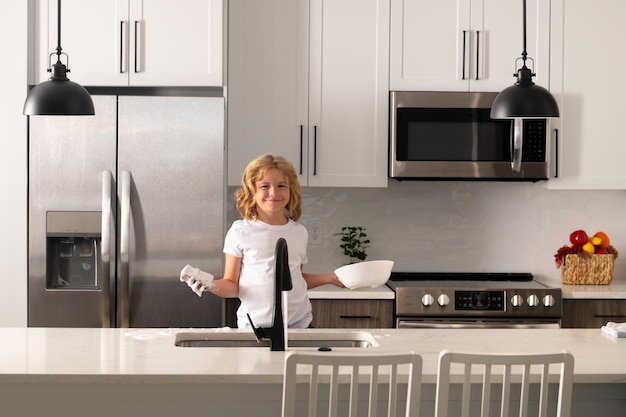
[511,118,523,172]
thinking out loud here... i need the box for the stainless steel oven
[386,272,562,329]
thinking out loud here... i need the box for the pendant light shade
[490,66,559,119]
[490,0,558,119]
[23,62,95,115]
[24,0,94,116]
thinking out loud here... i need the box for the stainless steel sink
[174,331,378,348]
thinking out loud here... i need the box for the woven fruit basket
[555,230,618,285]
[559,253,615,285]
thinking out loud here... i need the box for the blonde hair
[235,154,302,221]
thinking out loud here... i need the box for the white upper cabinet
[228,0,389,188]
[548,0,626,189]
[227,0,304,186]
[390,0,550,92]
[36,0,222,86]
[305,0,389,187]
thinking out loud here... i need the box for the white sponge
[180,264,215,297]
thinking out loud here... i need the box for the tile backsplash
[228,181,626,285]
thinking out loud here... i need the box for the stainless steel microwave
[389,91,550,181]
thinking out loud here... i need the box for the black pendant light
[23,0,94,116]
[490,0,558,119]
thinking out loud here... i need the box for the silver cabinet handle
[134,21,140,73]
[313,125,318,176]
[475,31,480,80]
[553,128,559,178]
[461,30,468,80]
[119,21,126,73]
[101,171,113,328]
[120,170,131,327]
[299,125,304,175]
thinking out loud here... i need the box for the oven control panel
[455,290,504,311]
[395,286,562,318]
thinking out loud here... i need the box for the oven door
[397,318,561,329]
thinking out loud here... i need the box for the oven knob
[511,294,524,307]
[527,294,539,307]
[422,293,434,306]
[437,293,450,306]
[543,294,555,307]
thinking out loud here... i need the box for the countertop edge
[308,284,394,299]
[1,328,625,386]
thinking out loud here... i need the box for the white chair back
[282,350,422,417]
[435,350,574,417]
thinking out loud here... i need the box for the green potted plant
[336,226,370,264]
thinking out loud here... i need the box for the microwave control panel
[522,120,547,162]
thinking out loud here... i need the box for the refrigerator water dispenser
[46,211,101,289]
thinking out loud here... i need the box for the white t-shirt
[223,218,312,329]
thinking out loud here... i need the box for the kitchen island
[0,327,624,416]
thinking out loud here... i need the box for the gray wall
[230,181,626,286]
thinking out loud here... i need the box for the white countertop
[308,283,394,299]
[560,282,626,299]
[540,277,626,299]
[308,280,626,300]
[1,327,624,385]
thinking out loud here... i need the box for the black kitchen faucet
[247,238,293,351]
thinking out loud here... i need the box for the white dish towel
[601,322,626,338]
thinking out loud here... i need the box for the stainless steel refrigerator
[28,95,225,328]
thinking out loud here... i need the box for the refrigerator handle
[120,171,132,328]
[101,171,114,328]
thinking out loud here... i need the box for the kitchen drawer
[561,299,626,328]
[226,298,394,329]
[311,299,393,329]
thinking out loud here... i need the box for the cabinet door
[37,0,128,86]
[311,299,394,328]
[228,0,389,188]
[37,0,222,87]
[471,0,550,92]
[390,0,548,92]
[129,0,222,86]
[562,299,626,328]
[548,0,626,189]
[227,0,307,186]
[390,0,469,91]
[306,0,389,187]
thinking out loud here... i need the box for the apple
[569,230,588,246]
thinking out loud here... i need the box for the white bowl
[334,260,394,290]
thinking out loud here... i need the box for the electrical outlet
[309,221,322,245]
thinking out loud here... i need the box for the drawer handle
[594,314,626,319]
[340,315,372,319]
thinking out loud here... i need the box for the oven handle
[397,320,560,329]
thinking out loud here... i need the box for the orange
[593,231,610,248]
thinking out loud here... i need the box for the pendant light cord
[521,0,527,65]
[23,0,95,115]
[55,0,63,64]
